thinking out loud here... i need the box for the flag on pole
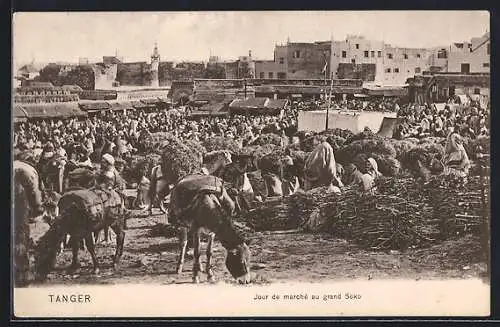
[321,59,328,74]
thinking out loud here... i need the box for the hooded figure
[367,158,382,179]
[281,155,300,196]
[343,163,374,193]
[443,132,471,177]
[303,141,341,191]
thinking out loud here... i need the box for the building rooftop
[96,85,171,91]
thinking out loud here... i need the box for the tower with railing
[151,43,160,88]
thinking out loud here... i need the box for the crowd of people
[12,95,489,192]
[394,100,490,140]
[296,97,400,112]
[13,106,298,164]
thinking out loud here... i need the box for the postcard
[12,10,491,318]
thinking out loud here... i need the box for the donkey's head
[42,191,61,226]
[429,156,445,174]
[203,150,233,176]
[226,242,252,284]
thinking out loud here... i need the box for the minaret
[151,42,160,88]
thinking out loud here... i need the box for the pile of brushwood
[202,136,242,153]
[122,153,162,183]
[425,174,489,239]
[160,137,204,182]
[250,133,283,146]
[237,174,489,252]
[316,178,439,251]
[335,132,402,176]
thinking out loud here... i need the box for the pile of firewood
[237,173,489,252]
[318,183,439,251]
[424,174,489,239]
[237,197,294,231]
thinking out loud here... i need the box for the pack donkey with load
[33,186,128,281]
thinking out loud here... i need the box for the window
[268,72,274,79]
[474,88,481,95]
[378,51,382,57]
[487,43,490,55]
[403,54,408,59]
[387,53,393,59]
[259,72,265,79]
[293,50,301,59]
[364,51,369,58]
[483,63,490,68]
[342,51,347,58]
[277,72,286,79]
[351,59,356,64]
[371,51,375,57]
[461,63,470,74]
[394,68,399,73]
[415,67,421,73]
[279,57,284,64]
[416,53,421,58]
[437,49,448,59]
[355,44,359,49]
[385,68,391,73]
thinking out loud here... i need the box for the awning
[363,86,408,97]
[79,101,111,112]
[275,85,323,95]
[13,105,27,122]
[109,101,134,111]
[266,99,288,110]
[130,101,154,110]
[229,97,283,115]
[432,74,490,88]
[141,98,162,105]
[229,97,269,109]
[354,93,369,98]
[190,103,229,117]
[22,103,87,119]
[327,86,364,94]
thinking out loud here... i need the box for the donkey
[33,187,128,281]
[13,160,46,287]
[169,174,252,284]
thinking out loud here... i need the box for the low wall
[298,110,397,133]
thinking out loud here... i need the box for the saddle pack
[59,188,124,226]
[169,174,225,224]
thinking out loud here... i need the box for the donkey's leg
[192,229,202,284]
[110,223,125,270]
[59,234,70,254]
[104,226,111,243]
[176,227,188,275]
[206,232,216,283]
[93,231,99,244]
[68,234,81,273]
[84,233,100,275]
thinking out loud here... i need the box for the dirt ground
[28,208,489,286]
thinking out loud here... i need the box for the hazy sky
[13,11,489,66]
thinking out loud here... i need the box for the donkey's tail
[33,214,69,282]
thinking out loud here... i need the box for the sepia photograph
[12,11,491,317]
